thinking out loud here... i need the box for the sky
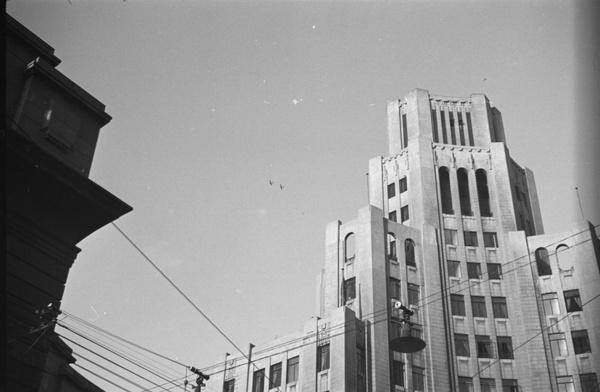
[8,1,600,390]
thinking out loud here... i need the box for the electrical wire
[154,231,600,379]
[60,309,185,370]
[73,351,149,390]
[190,226,600,376]
[58,326,181,389]
[111,222,285,392]
[58,318,190,392]
[59,332,172,391]
[73,362,135,392]
[469,291,600,380]
[73,221,596,388]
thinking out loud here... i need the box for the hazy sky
[8,1,599,390]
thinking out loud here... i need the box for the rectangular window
[502,379,519,392]
[466,112,474,146]
[564,290,583,313]
[441,109,448,144]
[451,294,466,316]
[344,278,356,302]
[389,278,401,300]
[480,378,496,392]
[458,118,466,146]
[488,263,503,280]
[223,379,235,392]
[448,260,461,278]
[471,296,487,318]
[459,377,473,392]
[497,336,514,359]
[542,293,560,315]
[389,239,397,260]
[399,177,408,193]
[483,232,498,248]
[467,262,482,279]
[317,344,330,371]
[389,210,397,222]
[392,358,405,387]
[269,363,282,389]
[572,330,592,354]
[476,335,493,358]
[357,347,366,375]
[432,110,439,143]
[464,231,478,247]
[550,333,568,357]
[400,205,409,222]
[449,111,457,145]
[412,367,424,392]
[402,113,408,148]
[455,333,470,357]
[445,229,458,245]
[408,284,419,307]
[557,376,575,392]
[253,369,265,392]
[286,356,299,383]
[581,374,599,392]
[492,297,509,318]
[387,183,396,198]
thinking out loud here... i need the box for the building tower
[202,88,600,392]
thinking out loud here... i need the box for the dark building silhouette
[5,14,132,391]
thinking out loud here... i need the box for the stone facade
[203,90,600,392]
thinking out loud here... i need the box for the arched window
[439,167,453,214]
[405,239,416,267]
[345,233,355,263]
[556,244,573,270]
[476,169,492,217]
[457,168,472,215]
[535,247,552,276]
[388,233,397,260]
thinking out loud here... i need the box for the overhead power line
[103,222,598,383]
[48,224,598,390]
[111,222,284,392]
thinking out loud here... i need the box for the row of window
[387,177,408,198]
[557,374,599,392]
[439,167,492,217]
[391,357,424,390]
[431,108,474,147]
[536,245,570,277]
[451,294,508,318]
[389,206,409,223]
[542,290,583,315]
[463,372,598,391]
[458,377,519,392]
[388,237,416,266]
[444,229,498,248]
[550,330,592,356]
[455,334,514,359]
[448,260,503,280]
[249,356,300,392]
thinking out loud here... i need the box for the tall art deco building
[201,89,600,392]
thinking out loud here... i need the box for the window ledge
[453,315,466,321]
